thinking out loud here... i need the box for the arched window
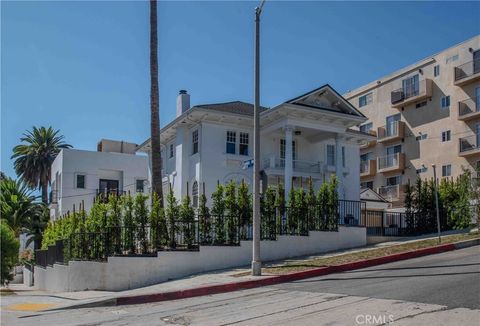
[192,181,199,208]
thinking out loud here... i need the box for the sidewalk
[2,229,476,314]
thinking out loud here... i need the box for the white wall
[50,149,149,219]
[33,226,366,292]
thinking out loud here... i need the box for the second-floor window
[192,130,199,155]
[386,175,402,186]
[76,174,85,189]
[441,96,450,109]
[280,139,297,161]
[361,181,373,190]
[434,65,440,77]
[442,164,452,177]
[359,93,372,108]
[226,131,236,154]
[327,144,335,166]
[239,132,249,156]
[169,144,174,158]
[136,179,145,193]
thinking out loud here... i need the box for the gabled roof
[285,84,366,118]
[360,188,389,203]
[195,101,268,116]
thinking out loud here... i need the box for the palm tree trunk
[41,179,48,205]
[150,0,164,207]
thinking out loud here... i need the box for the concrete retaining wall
[34,226,366,292]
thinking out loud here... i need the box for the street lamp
[252,0,265,276]
[431,164,442,243]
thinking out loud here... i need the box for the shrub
[165,187,179,248]
[179,191,195,248]
[198,183,212,244]
[1,222,19,284]
[224,180,238,244]
[211,183,225,244]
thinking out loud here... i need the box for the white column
[174,126,189,199]
[284,126,293,202]
[335,134,344,200]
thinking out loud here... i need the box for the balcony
[377,121,405,144]
[360,130,377,149]
[377,153,405,173]
[262,157,323,176]
[454,59,480,86]
[458,134,480,157]
[360,159,376,178]
[458,97,480,121]
[377,184,405,202]
[390,79,433,108]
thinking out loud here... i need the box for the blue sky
[2,1,479,179]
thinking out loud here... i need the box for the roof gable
[195,101,268,116]
[286,84,365,118]
[360,188,389,203]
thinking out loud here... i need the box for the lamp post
[252,0,265,276]
[431,164,442,243]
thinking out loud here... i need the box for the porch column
[284,126,293,202]
[335,134,344,200]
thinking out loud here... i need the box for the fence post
[381,211,385,236]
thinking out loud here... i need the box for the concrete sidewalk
[1,229,475,314]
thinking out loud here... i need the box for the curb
[58,238,480,309]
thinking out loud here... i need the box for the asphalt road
[3,246,480,326]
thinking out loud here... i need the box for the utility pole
[431,164,442,244]
[252,0,265,276]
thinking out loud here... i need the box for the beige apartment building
[344,35,480,208]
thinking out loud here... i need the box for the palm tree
[150,0,164,206]
[11,126,71,204]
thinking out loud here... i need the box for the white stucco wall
[33,226,366,292]
[50,149,149,219]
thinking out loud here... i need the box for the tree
[211,183,225,244]
[149,0,163,206]
[11,126,71,204]
[1,222,19,285]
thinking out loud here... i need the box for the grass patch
[260,232,480,275]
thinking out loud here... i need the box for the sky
[2,1,479,180]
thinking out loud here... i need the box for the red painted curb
[116,242,458,306]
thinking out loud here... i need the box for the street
[3,246,479,326]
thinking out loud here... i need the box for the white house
[49,139,149,220]
[137,85,375,205]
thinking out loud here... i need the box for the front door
[280,139,297,166]
[99,179,119,196]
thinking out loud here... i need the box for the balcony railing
[458,97,480,120]
[360,130,377,149]
[263,157,322,174]
[454,59,480,83]
[378,184,402,201]
[377,121,405,143]
[390,79,432,107]
[377,153,404,172]
[459,134,480,155]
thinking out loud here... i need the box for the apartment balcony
[454,59,480,86]
[377,121,405,144]
[377,184,405,203]
[390,79,433,108]
[377,153,405,173]
[360,130,377,149]
[262,157,323,176]
[458,97,480,121]
[458,134,480,157]
[360,159,376,178]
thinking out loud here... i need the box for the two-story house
[137,85,374,205]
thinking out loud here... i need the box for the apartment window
[416,166,427,174]
[442,164,452,177]
[136,179,145,193]
[360,152,372,162]
[239,132,249,156]
[359,122,373,134]
[434,65,440,77]
[358,93,373,108]
[361,181,373,190]
[445,54,459,64]
[416,134,427,141]
[441,96,450,109]
[402,74,419,97]
[192,130,199,155]
[226,131,236,154]
[192,181,199,208]
[386,175,402,186]
[169,144,174,158]
[76,174,86,189]
[327,144,335,166]
[342,146,346,168]
[416,101,427,109]
[441,130,451,142]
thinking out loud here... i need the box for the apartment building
[344,35,480,207]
